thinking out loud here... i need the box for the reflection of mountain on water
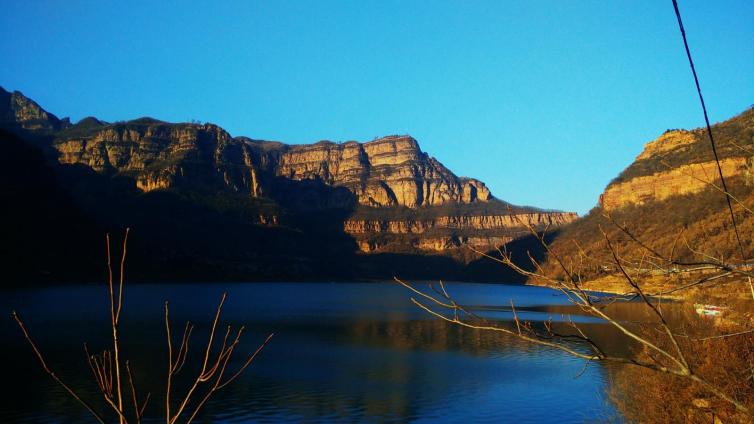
[215,315,619,422]
[3,283,626,422]
[343,314,637,359]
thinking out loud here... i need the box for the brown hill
[537,107,754,292]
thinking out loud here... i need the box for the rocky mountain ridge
[51,117,493,210]
[600,108,754,210]
[0,86,577,282]
[536,106,754,285]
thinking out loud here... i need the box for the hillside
[0,87,576,283]
[536,107,754,294]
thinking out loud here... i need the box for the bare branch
[13,311,106,424]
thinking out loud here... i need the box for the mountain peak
[0,87,66,133]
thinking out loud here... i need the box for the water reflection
[1,282,626,423]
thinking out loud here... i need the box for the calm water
[1,282,626,423]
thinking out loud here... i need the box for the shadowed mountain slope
[0,87,575,283]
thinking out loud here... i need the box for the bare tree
[12,229,273,423]
[395,211,753,416]
[398,1,754,420]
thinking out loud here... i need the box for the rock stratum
[53,122,492,209]
[537,106,754,285]
[600,109,754,210]
[344,212,577,252]
[0,87,575,283]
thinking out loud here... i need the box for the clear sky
[1,1,752,215]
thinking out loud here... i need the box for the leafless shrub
[397,3,754,419]
[396,209,754,417]
[12,229,273,423]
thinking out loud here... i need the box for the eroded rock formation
[53,119,492,210]
[600,109,754,211]
[601,157,749,210]
[344,212,578,252]
[0,88,68,132]
[2,86,577,262]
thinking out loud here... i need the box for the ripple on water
[2,282,623,423]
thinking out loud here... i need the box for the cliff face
[50,116,571,253]
[0,87,68,132]
[54,120,238,192]
[601,156,750,210]
[344,213,578,235]
[274,137,492,208]
[53,120,492,209]
[600,109,754,211]
[536,107,754,286]
[344,212,578,252]
[1,87,578,282]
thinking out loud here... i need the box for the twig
[13,311,106,424]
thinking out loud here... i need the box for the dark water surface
[1,282,625,423]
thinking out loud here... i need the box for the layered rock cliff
[273,136,493,208]
[1,86,577,283]
[344,213,578,234]
[536,106,754,286]
[344,212,578,252]
[52,117,493,210]
[601,108,754,210]
[601,156,750,210]
[0,88,69,133]
[49,113,571,252]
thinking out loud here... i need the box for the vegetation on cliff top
[610,107,754,185]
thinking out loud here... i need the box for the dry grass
[609,317,754,423]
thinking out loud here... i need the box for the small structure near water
[694,304,725,317]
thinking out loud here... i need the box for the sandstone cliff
[52,118,493,210]
[344,212,578,252]
[536,106,754,287]
[601,108,754,210]
[1,87,577,279]
[50,114,573,253]
[272,136,492,208]
[601,156,750,210]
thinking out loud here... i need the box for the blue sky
[2,0,752,215]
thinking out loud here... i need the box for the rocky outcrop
[635,130,697,161]
[0,87,68,132]
[344,212,578,234]
[345,212,578,252]
[600,109,754,211]
[274,136,492,207]
[2,88,578,262]
[601,157,750,210]
[51,117,494,210]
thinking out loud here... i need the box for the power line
[671,0,746,263]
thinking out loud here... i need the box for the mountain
[601,108,754,210]
[538,106,754,286]
[0,87,576,283]
[0,87,69,133]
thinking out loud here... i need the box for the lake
[1,282,626,423]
